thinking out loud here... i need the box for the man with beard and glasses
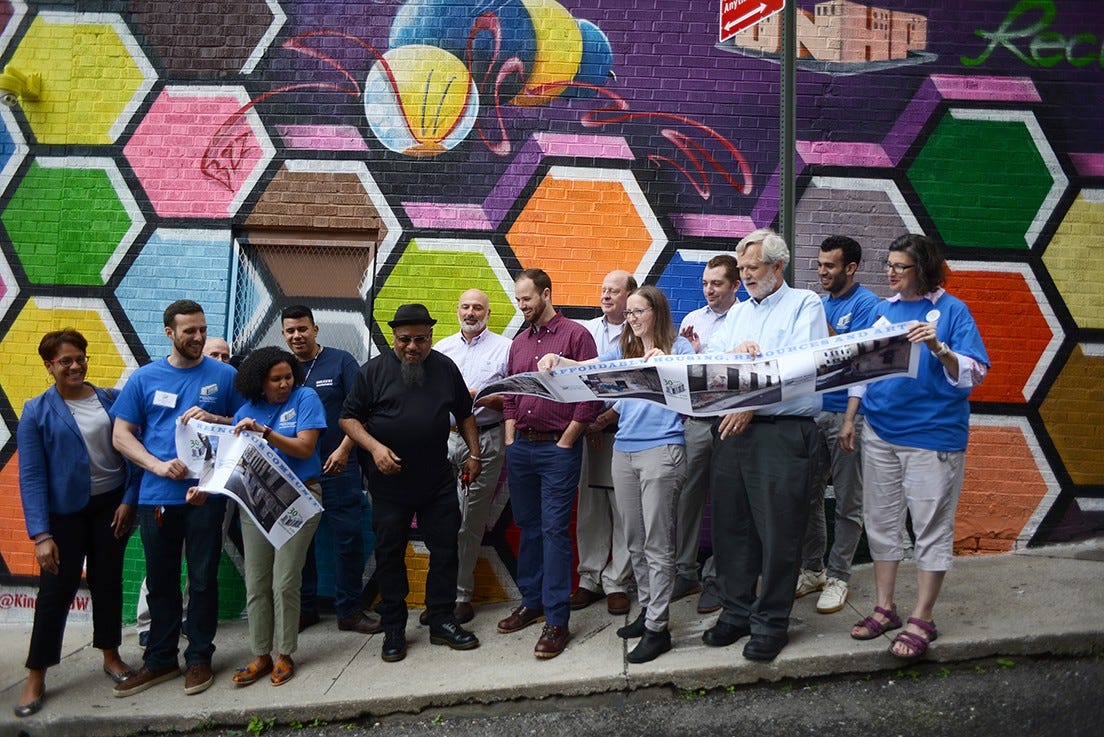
[701,229,828,663]
[111,300,242,698]
[431,289,511,625]
[339,304,482,663]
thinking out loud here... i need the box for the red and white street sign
[719,0,785,43]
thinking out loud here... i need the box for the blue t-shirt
[235,386,327,483]
[300,346,360,465]
[599,337,694,453]
[822,283,881,413]
[862,293,989,452]
[111,356,242,505]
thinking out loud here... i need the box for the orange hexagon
[506,167,665,307]
[0,453,36,576]
[955,419,1056,555]
[946,265,1056,404]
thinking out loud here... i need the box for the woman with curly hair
[188,346,325,686]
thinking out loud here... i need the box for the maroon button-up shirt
[504,311,602,432]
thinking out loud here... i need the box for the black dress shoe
[702,620,751,647]
[14,697,42,718]
[616,611,646,640]
[626,628,672,664]
[429,620,480,650]
[743,632,789,661]
[381,628,407,662]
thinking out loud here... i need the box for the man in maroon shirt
[498,268,602,659]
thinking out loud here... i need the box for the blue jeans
[505,438,583,627]
[138,498,227,669]
[300,466,369,618]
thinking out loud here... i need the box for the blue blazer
[18,384,141,538]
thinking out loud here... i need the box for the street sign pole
[780,0,796,284]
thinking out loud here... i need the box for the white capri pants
[860,422,965,572]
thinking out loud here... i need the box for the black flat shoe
[626,628,672,664]
[702,620,751,647]
[14,697,42,718]
[743,632,789,661]
[429,620,479,650]
[616,611,646,640]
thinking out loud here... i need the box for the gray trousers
[611,445,686,632]
[674,418,716,583]
[712,418,819,636]
[801,412,865,581]
[575,434,632,594]
[448,425,507,602]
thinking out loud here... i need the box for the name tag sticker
[153,390,178,409]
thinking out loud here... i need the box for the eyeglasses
[622,307,653,319]
[884,261,918,275]
[51,356,89,368]
[394,335,432,345]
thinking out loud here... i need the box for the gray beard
[400,359,426,387]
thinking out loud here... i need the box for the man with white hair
[433,289,512,624]
[702,229,828,662]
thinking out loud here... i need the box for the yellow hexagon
[0,297,130,418]
[1043,189,1104,330]
[9,12,154,144]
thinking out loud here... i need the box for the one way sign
[719,0,785,43]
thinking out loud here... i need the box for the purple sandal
[890,617,938,659]
[851,605,903,640]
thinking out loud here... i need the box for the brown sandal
[232,659,273,686]
[271,658,295,686]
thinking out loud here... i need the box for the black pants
[26,489,128,669]
[371,476,460,629]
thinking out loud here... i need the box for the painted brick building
[0,0,1101,622]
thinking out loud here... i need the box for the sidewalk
[2,539,1102,737]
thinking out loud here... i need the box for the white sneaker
[816,577,849,613]
[794,568,826,598]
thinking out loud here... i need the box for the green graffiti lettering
[961,0,1055,67]
[1067,33,1099,67]
[1030,31,1068,67]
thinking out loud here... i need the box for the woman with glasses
[839,234,989,659]
[539,285,693,663]
[15,329,140,717]
[187,346,325,687]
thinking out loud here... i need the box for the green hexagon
[3,159,138,286]
[375,239,516,339]
[908,110,1061,249]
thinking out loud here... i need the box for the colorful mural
[0,0,1101,621]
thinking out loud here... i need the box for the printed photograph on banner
[688,359,781,412]
[580,365,666,403]
[814,335,914,393]
[222,444,305,534]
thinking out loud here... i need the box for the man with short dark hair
[703,230,828,662]
[111,300,241,697]
[281,305,379,635]
[674,254,741,615]
[498,269,601,659]
[795,237,881,614]
[340,304,482,663]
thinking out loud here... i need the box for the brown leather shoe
[183,662,213,695]
[534,623,570,659]
[113,665,180,698]
[496,605,545,634]
[338,610,382,634]
[454,602,475,624]
[606,592,631,615]
[568,587,604,610]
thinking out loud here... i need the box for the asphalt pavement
[1,539,1101,737]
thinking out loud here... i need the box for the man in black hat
[340,304,483,662]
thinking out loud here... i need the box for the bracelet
[34,535,53,545]
[934,342,951,358]
[262,425,272,440]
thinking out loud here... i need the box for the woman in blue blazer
[15,329,141,718]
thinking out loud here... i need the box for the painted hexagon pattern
[1043,189,1104,330]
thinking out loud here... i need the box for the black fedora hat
[388,303,437,328]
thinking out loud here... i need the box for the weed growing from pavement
[246,716,276,735]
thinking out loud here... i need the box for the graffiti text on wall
[962,0,1104,69]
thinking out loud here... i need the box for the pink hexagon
[124,86,273,218]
